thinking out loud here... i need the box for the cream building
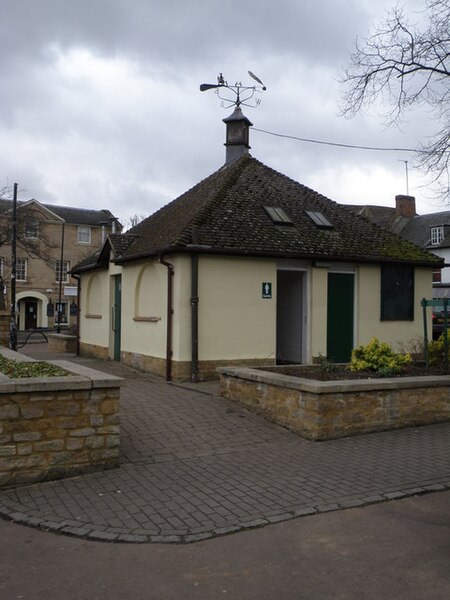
[73,108,442,381]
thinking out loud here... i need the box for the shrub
[428,333,450,368]
[350,337,412,375]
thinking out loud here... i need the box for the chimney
[395,194,416,218]
[223,106,253,164]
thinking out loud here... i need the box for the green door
[112,275,122,361]
[327,273,354,363]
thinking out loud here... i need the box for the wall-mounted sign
[64,286,78,297]
[262,282,272,299]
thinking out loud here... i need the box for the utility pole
[10,183,18,351]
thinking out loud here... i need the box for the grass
[0,355,69,378]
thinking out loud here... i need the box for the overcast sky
[0,0,442,227]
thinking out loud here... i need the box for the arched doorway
[16,291,50,331]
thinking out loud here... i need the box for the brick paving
[0,344,449,543]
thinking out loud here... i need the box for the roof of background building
[0,198,118,227]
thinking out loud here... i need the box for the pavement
[0,342,449,548]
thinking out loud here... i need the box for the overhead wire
[252,127,432,154]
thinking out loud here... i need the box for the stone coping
[0,347,123,392]
[217,366,450,394]
[47,333,77,340]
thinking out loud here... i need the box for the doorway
[327,272,354,362]
[276,270,304,364]
[24,300,38,330]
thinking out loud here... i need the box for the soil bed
[260,364,450,381]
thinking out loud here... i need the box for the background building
[0,198,120,331]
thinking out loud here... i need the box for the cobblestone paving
[1,347,449,543]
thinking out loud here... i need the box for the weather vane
[200,71,267,109]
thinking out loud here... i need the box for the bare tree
[124,213,146,231]
[341,0,450,198]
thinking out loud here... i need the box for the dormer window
[305,211,333,229]
[431,226,444,245]
[264,206,293,225]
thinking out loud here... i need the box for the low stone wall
[48,333,77,354]
[0,348,122,488]
[219,367,450,440]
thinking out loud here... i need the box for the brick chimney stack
[223,107,253,164]
[395,194,416,218]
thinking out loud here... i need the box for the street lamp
[57,221,65,333]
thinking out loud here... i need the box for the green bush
[428,333,450,367]
[350,337,412,375]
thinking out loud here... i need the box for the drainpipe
[191,253,199,383]
[72,273,81,356]
[159,256,174,382]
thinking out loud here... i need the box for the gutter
[159,256,174,382]
[114,246,442,269]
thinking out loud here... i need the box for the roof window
[305,211,333,229]
[264,206,293,225]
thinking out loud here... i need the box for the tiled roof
[116,155,440,266]
[400,211,450,249]
[0,198,118,227]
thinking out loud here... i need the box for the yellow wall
[79,254,434,369]
[120,259,167,358]
[80,270,111,348]
[197,256,277,361]
[356,265,432,350]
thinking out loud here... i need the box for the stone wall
[219,367,450,440]
[0,351,122,488]
[48,333,77,354]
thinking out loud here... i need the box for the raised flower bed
[0,347,122,488]
[218,364,450,441]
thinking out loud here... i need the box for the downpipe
[159,256,174,382]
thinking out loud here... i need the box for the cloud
[0,0,441,226]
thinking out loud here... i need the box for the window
[55,260,70,283]
[264,206,293,225]
[433,268,442,283]
[24,217,39,239]
[430,226,444,245]
[77,225,91,244]
[380,265,414,321]
[16,258,27,282]
[305,211,333,229]
[55,301,68,325]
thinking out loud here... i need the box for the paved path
[0,344,449,544]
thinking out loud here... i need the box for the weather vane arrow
[200,71,267,109]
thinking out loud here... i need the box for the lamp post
[10,183,18,351]
[57,221,65,333]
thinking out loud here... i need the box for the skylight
[264,206,293,225]
[305,211,333,229]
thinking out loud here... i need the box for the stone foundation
[79,341,110,361]
[219,367,450,440]
[0,348,122,488]
[121,350,275,380]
